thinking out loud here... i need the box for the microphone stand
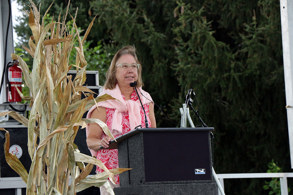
[131,82,149,128]
[187,101,207,127]
[185,89,207,127]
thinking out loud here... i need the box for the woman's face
[115,54,139,88]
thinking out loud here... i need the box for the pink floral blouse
[96,91,151,183]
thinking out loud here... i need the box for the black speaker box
[0,126,31,178]
[68,70,99,86]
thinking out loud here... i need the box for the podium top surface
[108,127,214,149]
[136,127,214,132]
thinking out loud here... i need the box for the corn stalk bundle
[0,1,129,194]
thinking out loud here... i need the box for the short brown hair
[104,45,143,89]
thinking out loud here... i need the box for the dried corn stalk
[0,1,129,194]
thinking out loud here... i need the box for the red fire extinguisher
[8,60,22,102]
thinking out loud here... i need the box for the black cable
[0,0,12,96]
[5,61,13,100]
[9,103,27,112]
[188,101,208,127]
[185,89,208,127]
[134,87,149,128]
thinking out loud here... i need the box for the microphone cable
[0,0,12,97]
[130,81,149,128]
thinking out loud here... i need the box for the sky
[11,0,23,45]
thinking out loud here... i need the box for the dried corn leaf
[0,111,28,126]
[58,144,69,190]
[74,86,97,94]
[58,41,73,74]
[39,107,48,142]
[45,64,54,128]
[26,150,43,194]
[75,168,130,192]
[47,135,63,190]
[60,0,71,36]
[82,15,96,44]
[26,132,47,194]
[95,93,116,102]
[109,167,132,175]
[41,1,54,27]
[74,121,87,129]
[75,46,87,68]
[75,174,109,192]
[70,99,87,126]
[45,44,53,68]
[84,118,115,141]
[54,71,68,91]
[27,89,42,159]
[54,81,71,128]
[28,8,40,43]
[31,23,53,97]
[68,144,77,195]
[53,188,62,195]
[81,94,115,113]
[75,163,94,184]
[15,86,24,100]
[0,128,29,183]
[29,0,41,39]
[28,36,36,55]
[43,37,72,46]
[29,0,40,25]
[38,125,69,149]
[72,66,87,86]
[66,96,91,113]
[74,152,112,177]
[22,45,34,58]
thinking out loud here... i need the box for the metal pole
[0,0,6,103]
[16,188,22,195]
[280,177,288,195]
[280,0,293,168]
[212,168,225,195]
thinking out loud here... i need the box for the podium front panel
[143,130,212,182]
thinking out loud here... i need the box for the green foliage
[263,160,290,195]
[78,41,112,85]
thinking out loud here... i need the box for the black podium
[110,127,218,195]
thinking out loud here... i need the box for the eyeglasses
[116,63,140,69]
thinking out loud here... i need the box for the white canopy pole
[0,1,6,104]
[280,0,293,168]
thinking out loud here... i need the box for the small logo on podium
[194,168,206,175]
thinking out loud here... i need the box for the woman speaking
[86,45,156,194]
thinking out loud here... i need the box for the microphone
[130,81,149,128]
[185,89,195,105]
[130,81,137,87]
